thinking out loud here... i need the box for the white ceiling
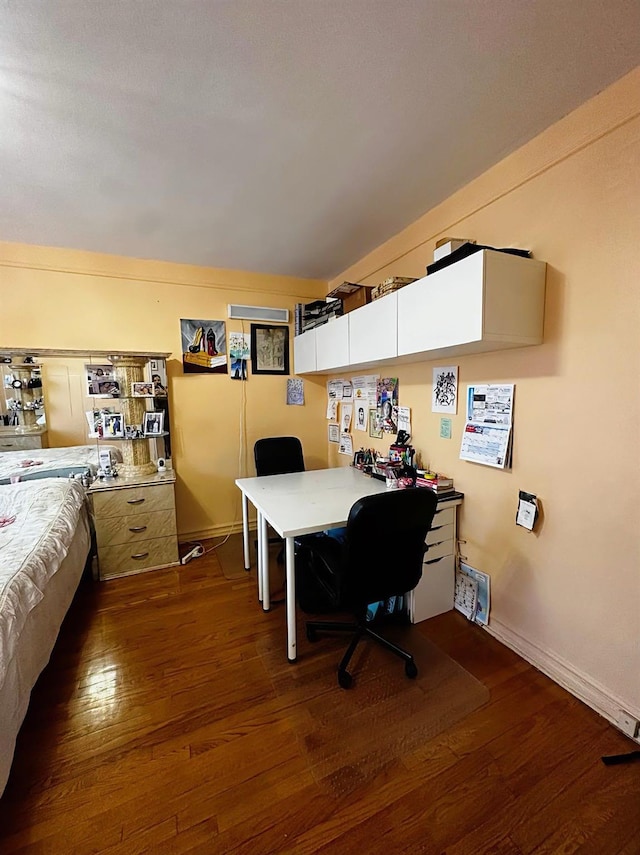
[1,1,639,281]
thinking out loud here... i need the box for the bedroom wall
[326,68,640,725]
[0,244,328,538]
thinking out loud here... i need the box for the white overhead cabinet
[293,249,546,374]
[348,291,398,367]
[293,329,316,374]
[397,250,546,361]
[315,313,350,372]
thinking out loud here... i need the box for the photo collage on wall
[326,375,412,455]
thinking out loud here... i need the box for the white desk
[236,467,388,661]
[236,467,463,662]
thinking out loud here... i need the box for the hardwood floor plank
[1,549,638,855]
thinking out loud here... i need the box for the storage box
[326,281,373,314]
[342,287,372,313]
[433,238,475,262]
[371,276,417,301]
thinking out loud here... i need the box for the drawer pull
[129,525,147,533]
[127,498,146,505]
[131,552,150,560]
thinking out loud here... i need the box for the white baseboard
[485,617,640,744]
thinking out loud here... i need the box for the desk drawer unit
[92,481,179,580]
[408,501,460,623]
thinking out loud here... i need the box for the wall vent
[227,304,289,323]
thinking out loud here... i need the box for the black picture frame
[250,324,290,375]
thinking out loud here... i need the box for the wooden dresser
[89,470,179,580]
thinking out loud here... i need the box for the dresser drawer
[92,483,175,519]
[426,523,454,547]
[0,434,47,451]
[94,508,177,549]
[98,535,179,579]
[423,537,454,562]
[432,506,455,527]
[410,554,455,623]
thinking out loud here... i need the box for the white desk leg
[241,492,250,571]
[285,536,297,663]
[260,513,270,612]
[256,511,264,602]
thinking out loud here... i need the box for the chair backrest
[343,488,438,606]
[254,436,305,477]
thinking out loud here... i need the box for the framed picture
[125,424,143,439]
[143,411,164,436]
[86,364,115,395]
[103,413,124,438]
[368,408,383,439]
[97,380,120,397]
[180,318,227,374]
[250,324,289,375]
[131,381,154,397]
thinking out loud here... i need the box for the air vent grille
[227,304,289,323]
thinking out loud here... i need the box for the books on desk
[416,473,455,495]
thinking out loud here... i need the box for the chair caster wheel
[405,660,418,679]
[306,626,318,643]
[338,669,353,689]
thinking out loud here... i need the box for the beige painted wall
[327,68,640,719]
[0,244,328,537]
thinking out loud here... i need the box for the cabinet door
[293,329,317,374]
[315,315,350,372]
[348,292,398,366]
[397,253,484,356]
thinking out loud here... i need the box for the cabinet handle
[127,498,145,505]
[131,552,150,560]
[129,525,147,533]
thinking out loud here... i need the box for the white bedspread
[0,479,86,685]
[0,443,122,484]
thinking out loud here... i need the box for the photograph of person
[103,413,124,438]
[131,382,154,397]
[151,373,167,396]
[143,411,164,436]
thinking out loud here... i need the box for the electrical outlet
[616,710,640,739]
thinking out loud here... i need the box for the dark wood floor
[1,544,638,854]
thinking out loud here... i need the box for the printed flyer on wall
[459,383,514,469]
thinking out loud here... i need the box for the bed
[0,478,91,796]
[0,443,123,485]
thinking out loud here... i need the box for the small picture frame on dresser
[143,411,164,436]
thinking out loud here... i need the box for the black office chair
[254,436,305,478]
[302,488,438,689]
[253,437,305,566]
